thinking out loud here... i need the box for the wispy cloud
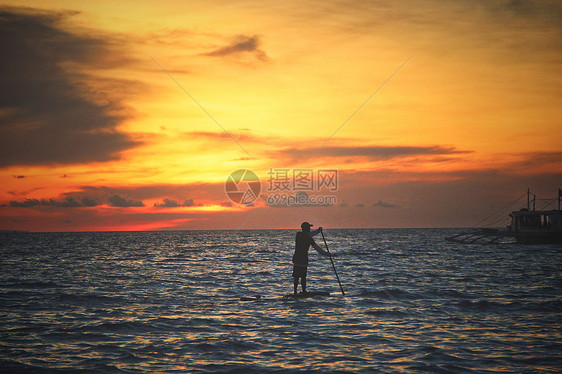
[277,145,471,162]
[202,34,269,61]
[184,130,260,143]
[506,151,562,170]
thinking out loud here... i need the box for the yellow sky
[1,0,561,231]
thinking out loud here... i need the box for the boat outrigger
[446,188,562,245]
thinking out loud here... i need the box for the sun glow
[1,1,561,231]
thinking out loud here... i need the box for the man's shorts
[292,265,308,278]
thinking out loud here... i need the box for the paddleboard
[240,291,330,302]
[283,291,331,299]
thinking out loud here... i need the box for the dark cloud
[81,197,98,207]
[491,0,562,22]
[371,200,399,208]
[154,198,195,208]
[0,7,138,167]
[507,151,562,171]
[7,184,219,210]
[108,195,144,208]
[9,199,43,208]
[154,198,181,208]
[279,145,471,161]
[203,34,268,61]
[8,189,144,208]
[9,196,100,208]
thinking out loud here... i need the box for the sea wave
[1,230,560,373]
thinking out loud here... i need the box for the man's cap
[301,222,313,229]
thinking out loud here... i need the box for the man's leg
[294,276,299,294]
[301,276,307,294]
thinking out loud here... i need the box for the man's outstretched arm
[312,241,330,257]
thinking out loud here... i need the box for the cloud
[371,200,399,208]
[108,195,144,208]
[77,184,222,202]
[184,130,260,145]
[203,34,268,61]
[505,151,562,172]
[489,0,562,22]
[9,199,43,208]
[9,196,100,208]
[278,145,471,162]
[6,184,226,211]
[9,190,144,209]
[154,198,195,208]
[0,7,138,167]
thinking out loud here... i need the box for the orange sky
[1,0,561,231]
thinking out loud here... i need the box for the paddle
[321,229,345,296]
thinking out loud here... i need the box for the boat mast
[526,188,536,211]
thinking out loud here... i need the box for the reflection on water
[0,229,560,372]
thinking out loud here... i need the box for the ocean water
[0,229,560,373]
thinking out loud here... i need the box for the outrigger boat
[508,189,562,244]
[446,188,562,245]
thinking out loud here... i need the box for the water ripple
[1,229,560,372]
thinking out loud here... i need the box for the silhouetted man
[292,222,330,294]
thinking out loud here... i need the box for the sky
[1,0,561,231]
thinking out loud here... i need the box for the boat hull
[515,231,562,244]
